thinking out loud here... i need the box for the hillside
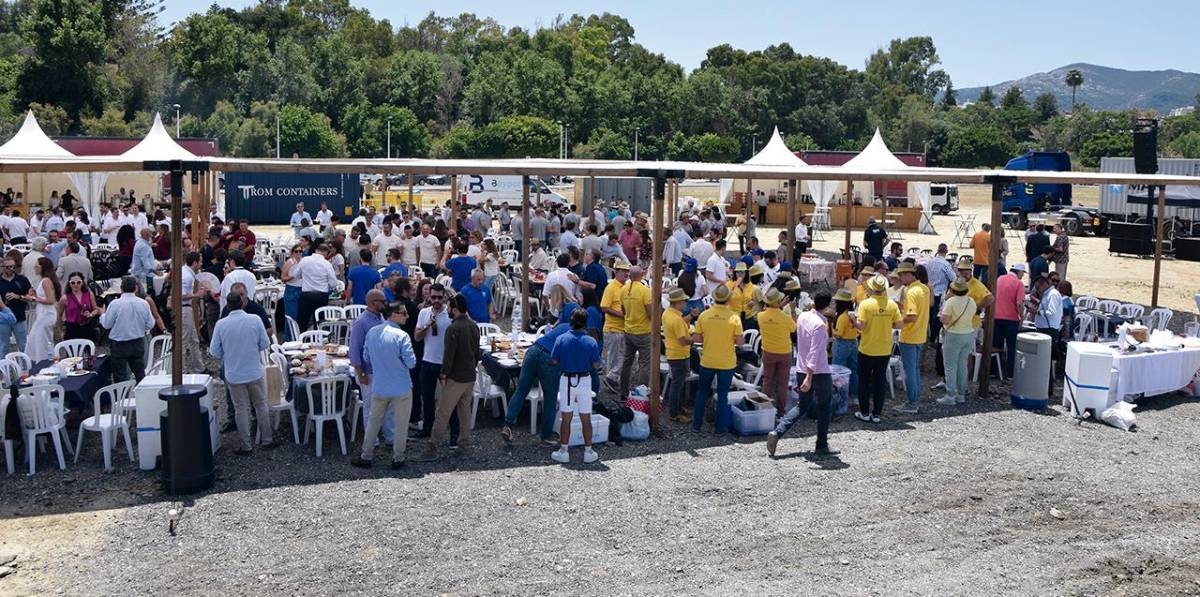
[957,63,1200,113]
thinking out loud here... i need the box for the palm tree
[1065,69,1084,111]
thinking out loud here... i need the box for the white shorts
[558,375,594,415]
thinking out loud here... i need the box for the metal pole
[634,129,639,161]
[449,175,458,233]
[786,180,797,262]
[744,179,753,238]
[386,119,391,159]
[977,178,1008,396]
[407,172,414,211]
[275,116,280,158]
[169,166,185,386]
[520,176,531,332]
[1152,185,1166,308]
[649,174,666,432]
[844,180,854,256]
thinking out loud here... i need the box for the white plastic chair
[315,306,344,324]
[5,351,33,375]
[1096,300,1121,314]
[54,339,96,359]
[267,353,300,444]
[301,375,350,457]
[298,330,331,345]
[285,315,301,342]
[471,367,508,430]
[147,355,172,376]
[343,304,368,320]
[0,359,19,388]
[1075,296,1099,311]
[146,334,172,368]
[1146,308,1172,332]
[1117,303,1144,321]
[478,323,502,337]
[17,384,73,475]
[969,351,1005,383]
[1185,320,1200,338]
[73,381,135,471]
[1074,313,1097,342]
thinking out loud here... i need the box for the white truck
[455,175,569,208]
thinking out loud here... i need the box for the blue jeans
[898,343,922,405]
[283,285,301,340]
[503,345,560,438]
[992,318,1019,377]
[973,264,989,286]
[0,319,27,352]
[773,372,832,448]
[693,367,734,433]
[831,338,859,398]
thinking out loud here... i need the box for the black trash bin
[159,384,215,495]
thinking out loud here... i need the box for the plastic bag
[1101,401,1137,431]
[620,410,650,441]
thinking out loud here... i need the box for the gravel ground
[4,372,1200,596]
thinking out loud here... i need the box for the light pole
[386,118,392,159]
[172,103,181,137]
[557,120,564,159]
[752,132,758,155]
[634,127,639,161]
[275,115,280,158]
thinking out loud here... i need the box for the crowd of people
[1,187,1084,467]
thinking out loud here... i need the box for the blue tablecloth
[31,356,112,410]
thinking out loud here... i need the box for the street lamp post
[634,128,639,161]
[557,121,564,159]
[386,118,392,159]
[275,115,280,158]
[173,103,181,137]
[752,132,758,155]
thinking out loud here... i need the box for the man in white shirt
[499,202,512,232]
[794,213,810,255]
[416,224,441,277]
[98,276,156,382]
[688,233,715,268]
[95,204,118,243]
[542,253,582,316]
[760,251,780,285]
[44,208,65,234]
[129,204,149,236]
[371,220,402,267]
[413,283,454,442]
[4,209,29,243]
[219,250,257,311]
[398,225,419,267]
[316,202,333,230]
[295,243,339,331]
[290,203,313,238]
[179,251,209,373]
[704,239,729,294]
[559,221,580,251]
[663,227,683,274]
[527,240,553,271]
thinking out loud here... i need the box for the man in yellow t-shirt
[662,288,695,422]
[850,274,902,423]
[956,258,994,328]
[617,266,653,399]
[691,284,743,433]
[599,261,628,388]
[894,262,930,413]
[756,287,797,416]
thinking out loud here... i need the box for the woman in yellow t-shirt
[831,288,859,400]
[756,287,797,415]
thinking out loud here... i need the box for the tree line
[1,0,1198,167]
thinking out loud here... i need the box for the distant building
[1169,106,1196,117]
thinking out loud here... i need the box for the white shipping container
[1099,157,1200,220]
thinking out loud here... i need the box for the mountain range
[956,63,1200,114]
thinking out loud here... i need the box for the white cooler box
[1063,342,1119,417]
[135,374,219,470]
[565,413,609,446]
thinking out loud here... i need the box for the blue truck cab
[1002,151,1105,235]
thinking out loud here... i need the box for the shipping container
[224,172,360,224]
[1099,157,1200,221]
[573,177,652,214]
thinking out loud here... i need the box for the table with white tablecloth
[1111,345,1200,398]
[795,258,834,286]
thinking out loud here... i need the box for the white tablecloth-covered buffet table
[1064,341,1200,416]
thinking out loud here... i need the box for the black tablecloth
[481,351,522,390]
[31,356,112,410]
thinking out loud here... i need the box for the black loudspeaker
[1133,119,1159,174]
[1108,222,1153,256]
[1175,237,1200,262]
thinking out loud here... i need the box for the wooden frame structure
[1,155,1194,402]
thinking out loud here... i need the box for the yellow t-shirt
[738,284,759,317]
[855,295,901,356]
[662,308,692,360]
[695,304,743,370]
[756,307,796,355]
[899,281,930,344]
[725,280,745,315]
[966,277,991,327]
[970,231,991,266]
[600,279,625,333]
[833,311,858,340]
[854,282,870,305]
[621,281,652,335]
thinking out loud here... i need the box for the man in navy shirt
[460,269,494,323]
[346,249,382,305]
[862,218,889,259]
[548,309,603,464]
[1029,245,1053,291]
[443,239,477,292]
[381,247,409,279]
[581,248,608,298]
[500,311,581,444]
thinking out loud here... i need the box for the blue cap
[779,260,793,271]
[751,248,765,256]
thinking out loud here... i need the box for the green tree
[692,133,739,162]
[941,124,1016,167]
[475,115,557,158]
[341,103,430,158]
[1065,68,1084,111]
[579,127,631,159]
[999,86,1027,110]
[173,11,258,113]
[940,80,958,109]
[81,107,135,136]
[1079,130,1132,168]
[1169,131,1200,158]
[1033,93,1058,121]
[277,104,345,157]
[976,86,996,107]
[17,0,108,127]
[26,102,70,136]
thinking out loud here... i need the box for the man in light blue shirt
[351,300,417,469]
[209,292,277,454]
[45,230,68,265]
[98,276,156,382]
[130,227,158,292]
[290,203,312,238]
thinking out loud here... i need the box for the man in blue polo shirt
[499,303,582,445]
[548,309,603,464]
[460,269,494,323]
[580,248,608,298]
[443,239,477,292]
[381,247,409,279]
[346,249,382,305]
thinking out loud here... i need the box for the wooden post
[744,179,753,231]
[589,175,596,212]
[844,180,854,256]
[1151,185,1166,308]
[449,175,458,233]
[169,166,185,385]
[649,174,667,432]
[977,178,1010,396]
[196,173,206,237]
[786,180,797,262]
[520,176,531,332]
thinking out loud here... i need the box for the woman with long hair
[25,257,61,361]
[115,223,136,272]
[480,238,500,291]
[280,244,303,340]
[57,272,100,342]
[677,256,703,316]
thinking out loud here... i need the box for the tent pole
[844,180,854,257]
[786,180,797,262]
[169,166,185,386]
[649,174,667,433]
[589,175,596,211]
[520,176,531,333]
[1151,185,1166,308]
[977,178,1008,396]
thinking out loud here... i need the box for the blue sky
[162,1,1200,88]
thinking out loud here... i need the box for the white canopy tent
[719,127,809,203]
[120,113,197,161]
[0,111,107,216]
[836,129,934,233]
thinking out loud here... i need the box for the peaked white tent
[840,129,934,233]
[719,127,807,204]
[0,111,74,158]
[120,113,197,161]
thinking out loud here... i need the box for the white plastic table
[135,374,218,470]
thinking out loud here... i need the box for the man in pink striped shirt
[767,290,837,457]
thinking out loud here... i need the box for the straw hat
[866,274,888,293]
[748,262,765,277]
[894,262,917,274]
[712,284,732,303]
[667,287,689,303]
[734,261,748,272]
[858,266,875,277]
[950,279,969,293]
[777,271,794,281]
[783,278,802,292]
[956,257,973,270]
[613,260,631,270]
[763,287,785,307]
[833,288,854,302]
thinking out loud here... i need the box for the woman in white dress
[25,257,61,362]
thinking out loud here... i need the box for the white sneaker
[870,415,881,424]
[932,381,946,390]
[936,396,957,406]
[583,447,599,464]
[550,447,569,463]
